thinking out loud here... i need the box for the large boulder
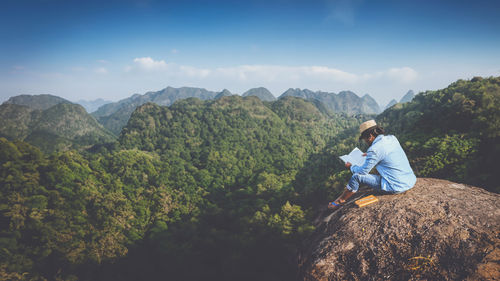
[299,178,500,280]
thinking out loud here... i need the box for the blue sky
[1,0,499,106]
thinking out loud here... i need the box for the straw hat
[359,120,377,135]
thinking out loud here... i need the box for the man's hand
[345,162,352,169]
[362,153,367,156]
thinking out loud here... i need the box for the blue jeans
[347,173,382,192]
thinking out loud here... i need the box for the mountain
[300,178,500,280]
[279,88,381,115]
[384,99,398,110]
[400,90,415,103]
[381,90,415,111]
[76,98,112,113]
[361,94,381,114]
[242,87,276,102]
[214,89,233,99]
[4,94,72,110]
[93,86,380,135]
[0,95,364,280]
[280,88,322,100]
[0,101,115,152]
[92,86,219,135]
[270,96,328,122]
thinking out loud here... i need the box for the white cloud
[95,67,108,75]
[359,67,418,83]
[179,65,211,78]
[128,57,210,78]
[127,57,418,85]
[133,57,169,71]
[97,59,109,64]
[171,49,179,54]
[211,65,358,84]
[385,67,418,83]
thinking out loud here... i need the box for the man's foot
[327,201,342,210]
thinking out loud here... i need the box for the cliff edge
[299,178,500,280]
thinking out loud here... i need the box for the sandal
[328,201,342,210]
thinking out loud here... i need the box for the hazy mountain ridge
[361,94,382,114]
[382,90,415,111]
[279,88,381,115]
[92,86,385,135]
[92,86,220,134]
[76,98,112,113]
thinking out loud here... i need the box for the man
[328,120,416,209]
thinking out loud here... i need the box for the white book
[339,147,365,167]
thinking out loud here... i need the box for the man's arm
[350,150,379,174]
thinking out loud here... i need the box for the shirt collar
[372,134,384,145]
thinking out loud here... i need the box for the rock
[299,178,500,280]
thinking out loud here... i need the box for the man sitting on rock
[328,120,416,210]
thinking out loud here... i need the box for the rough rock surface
[299,178,500,280]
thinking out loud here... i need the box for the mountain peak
[242,87,276,101]
[400,90,415,103]
[337,90,357,97]
[4,94,72,110]
[215,89,233,99]
[385,99,398,110]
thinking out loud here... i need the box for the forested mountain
[4,94,72,110]
[76,98,112,113]
[92,86,219,134]
[242,87,276,101]
[0,102,115,152]
[0,95,366,280]
[279,88,381,114]
[92,86,382,135]
[378,76,500,192]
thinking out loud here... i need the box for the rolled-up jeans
[347,173,382,192]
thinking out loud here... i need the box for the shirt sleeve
[350,149,379,174]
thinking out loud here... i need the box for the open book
[339,147,365,167]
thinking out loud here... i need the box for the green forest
[1,77,499,280]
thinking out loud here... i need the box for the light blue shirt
[350,134,416,193]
